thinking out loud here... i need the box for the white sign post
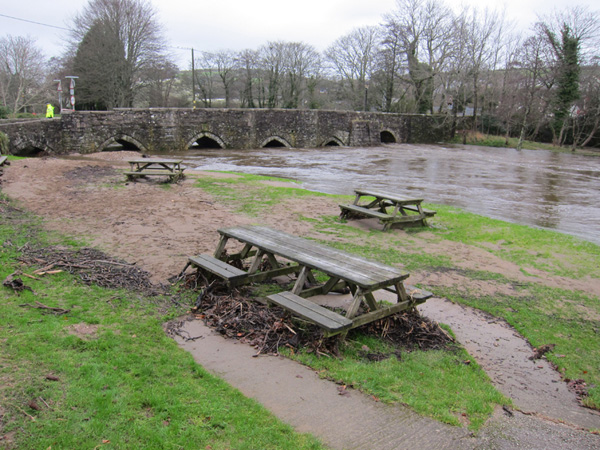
[65,76,79,111]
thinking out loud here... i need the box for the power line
[1,13,194,52]
[0,12,70,31]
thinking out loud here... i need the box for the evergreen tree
[73,22,125,110]
[544,24,581,144]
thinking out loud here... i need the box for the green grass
[189,175,600,412]
[287,336,507,430]
[448,132,600,155]
[427,205,600,280]
[3,167,599,444]
[0,195,324,450]
[193,172,329,216]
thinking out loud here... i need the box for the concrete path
[173,301,600,449]
[418,298,600,430]
[175,319,477,450]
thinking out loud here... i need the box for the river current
[163,143,600,246]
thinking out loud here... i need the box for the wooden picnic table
[339,188,436,230]
[183,225,432,336]
[125,158,184,182]
[0,155,7,166]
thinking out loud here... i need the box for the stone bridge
[0,108,450,156]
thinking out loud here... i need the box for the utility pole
[53,79,62,113]
[191,48,196,110]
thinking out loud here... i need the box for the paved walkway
[175,319,476,450]
[173,300,600,449]
[418,298,600,430]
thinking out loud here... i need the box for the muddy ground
[1,153,599,448]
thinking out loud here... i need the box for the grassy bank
[194,173,600,412]
[0,194,323,449]
[449,132,600,156]
[1,168,598,448]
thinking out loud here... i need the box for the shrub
[15,112,36,119]
[0,131,8,154]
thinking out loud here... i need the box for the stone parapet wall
[0,109,452,156]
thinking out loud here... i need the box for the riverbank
[1,152,599,448]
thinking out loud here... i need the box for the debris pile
[178,275,454,356]
[567,378,589,400]
[18,245,162,295]
[188,282,328,355]
[363,311,455,350]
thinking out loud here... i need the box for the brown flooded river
[166,144,600,245]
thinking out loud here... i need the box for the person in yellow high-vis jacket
[46,103,54,118]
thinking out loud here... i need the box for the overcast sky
[1,0,598,68]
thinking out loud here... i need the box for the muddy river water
[163,143,600,245]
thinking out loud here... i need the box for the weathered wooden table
[0,155,7,166]
[125,159,184,182]
[339,188,436,230]
[184,225,432,336]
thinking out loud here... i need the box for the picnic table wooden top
[218,225,409,290]
[127,158,182,165]
[354,188,423,205]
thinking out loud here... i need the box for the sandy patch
[66,323,100,340]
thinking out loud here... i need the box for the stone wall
[0,109,452,156]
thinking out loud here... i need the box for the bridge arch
[97,135,147,152]
[320,137,345,147]
[259,136,292,148]
[187,131,226,149]
[380,129,398,143]
[13,141,54,157]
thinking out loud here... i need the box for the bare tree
[460,6,505,131]
[256,41,321,109]
[383,0,455,114]
[194,52,216,107]
[141,59,179,107]
[324,26,380,110]
[280,42,320,109]
[71,0,168,107]
[209,50,238,107]
[236,49,259,108]
[514,33,553,149]
[490,31,522,144]
[0,35,47,114]
[259,41,286,108]
[571,60,600,149]
[377,20,405,111]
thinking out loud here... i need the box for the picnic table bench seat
[267,291,353,334]
[405,285,434,303]
[382,202,436,217]
[124,170,182,177]
[187,254,247,287]
[339,204,391,220]
[269,286,432,335]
